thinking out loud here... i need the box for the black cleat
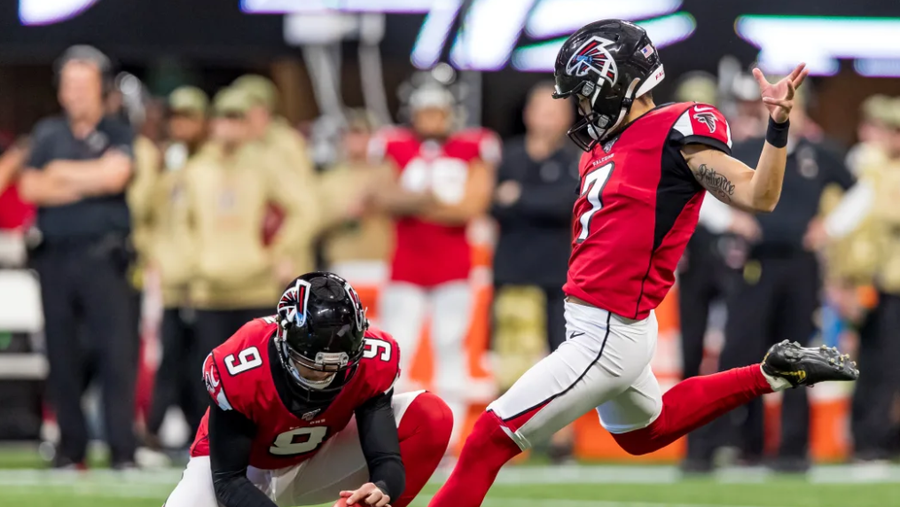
[762,340,859,388]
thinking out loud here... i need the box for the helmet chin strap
[275,333,334,391]
[576,61,664,148]
[592,77,641,142]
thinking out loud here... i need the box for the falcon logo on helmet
[566,36,618,84]
[277,278,311,328]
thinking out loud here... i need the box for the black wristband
[766,117,790,148]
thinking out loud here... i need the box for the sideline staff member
[231,74,314,178]
[492,82,578,369]
[145,86,211,446]
[184,87,315,415]
[19,46,137,469]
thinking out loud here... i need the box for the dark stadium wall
[813,70,900,148]
[1,0,900,140]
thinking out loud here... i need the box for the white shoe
[135,447,172,469]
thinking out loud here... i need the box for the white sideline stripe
[810,463,900,483]
[1,482,780,507]
[0,354,48,379]
[435,463,900,484]
[0,463,899,497]
[0,469,182,485]
[470,465,680,484]
[0,479,782,507]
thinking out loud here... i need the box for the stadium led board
[512,12,695,72]
[736,16,900,77]
[244,1,900,76]
[19,0,99,25]
[245,0,695,71]
[450,0,694,71]
[20,1,900,77]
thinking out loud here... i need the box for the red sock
[612,365,772,455]
[427,410,522,507]
[393,392,454,507]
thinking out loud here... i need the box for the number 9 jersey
[564,102,732,319]
[190,316,401,471]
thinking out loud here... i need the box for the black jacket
[731,136,854,254]
[25,116,134,243]
[491,137,580,288]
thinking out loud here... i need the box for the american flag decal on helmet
[566,35,618,84]
[278,278,312,327]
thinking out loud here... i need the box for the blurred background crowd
[0,0,899,473]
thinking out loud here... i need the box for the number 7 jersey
[564,102,732,319]
[190,316,401,470]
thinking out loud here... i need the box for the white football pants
[378,280,471,444]
[488,301,663,449]
[164,392,424,507]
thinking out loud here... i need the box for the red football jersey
[190,317,401,471]
[564,102,732,319]
[373,127,500,287]
[0,184,34,230]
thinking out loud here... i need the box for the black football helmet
[274,272,368,403]
[552,19,664,151]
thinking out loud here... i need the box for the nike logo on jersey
[568,332,585,341]
[693,105,714,112]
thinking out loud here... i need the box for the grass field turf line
[1,467,899,507]
[2,483,900,507]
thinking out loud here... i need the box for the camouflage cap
[674,73,718,105]
[168,86,209,116]
[232,74,278,111]
[212,87,253,116]
[883,97,900,128]
[860,94,894,124]
[344,108,378,132]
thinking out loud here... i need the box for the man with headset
[19,45,137,469]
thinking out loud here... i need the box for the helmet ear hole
[279,319,291,335]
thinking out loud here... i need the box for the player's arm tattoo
[695,164,735,202]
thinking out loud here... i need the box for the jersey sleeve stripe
[672,111,694,138]
[672,107,732,154]
[216,387,234,411]
[725,119,733,149]
[671,108,732,156]
[679,135,732,156]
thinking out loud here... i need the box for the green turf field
[1,464,899,507]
